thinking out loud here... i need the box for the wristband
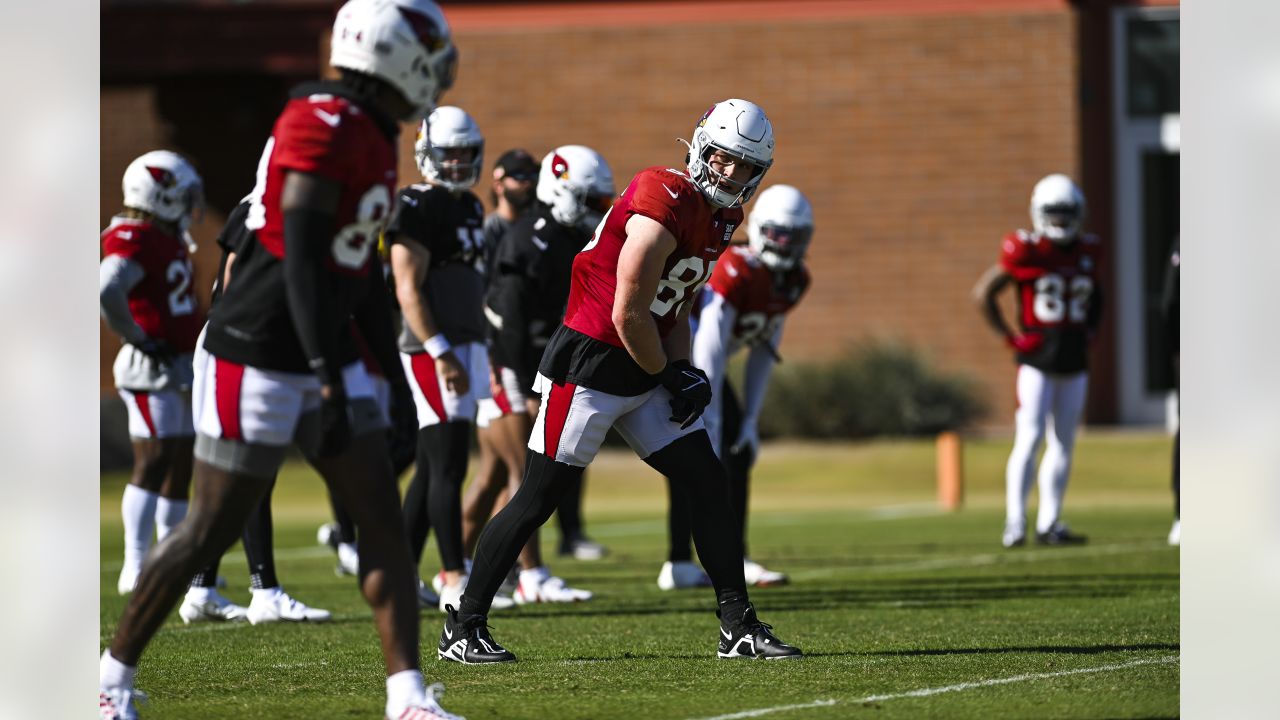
[424,334,453,359]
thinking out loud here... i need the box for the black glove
[317,384,352,458]
[657,360,712,430]
[387,380,419,476]
[136,338,176,368]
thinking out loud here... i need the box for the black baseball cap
[494,149,538,181]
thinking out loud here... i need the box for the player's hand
[658,360,712,430]
[136,338,176,368]
[317,383,352,458]
[437,352,470,396]
[387,380,418,473]
[730,421,760,459]
[1006,332,1045,355]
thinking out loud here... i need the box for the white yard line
[588,504,941,539]
[690,655,1179,720]
[788,540,1171,580]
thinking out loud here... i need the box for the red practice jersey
[101,217,203,352]
[203,82,398,373]
[563,166,743,347]
[246,90,396,270]
[999,229,1104,374]
[704,246,810,353]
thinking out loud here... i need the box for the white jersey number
[651,257,716,318]
[331,185,391,270]
[166,259,195,317]
[1032,273,1093,324]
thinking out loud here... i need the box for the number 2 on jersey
[1033,273,1093,324]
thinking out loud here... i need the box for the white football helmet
[536,145,615,232]
[329,0,457,118]
[121,150,205,234]
[747,185,813,271]
[415,106,483,191]
[682,99,774,209]
[1030,173,1086,243]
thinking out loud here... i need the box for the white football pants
[1005,364,1088,534]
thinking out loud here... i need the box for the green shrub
[754,342,985,439]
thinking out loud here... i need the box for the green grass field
[100,432,1179,719]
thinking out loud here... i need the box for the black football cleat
[1035,522,1088,546]
[438,605,517,664]
[717,603,802,660]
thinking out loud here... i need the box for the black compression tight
[242,478,278,590]
[459,450,579,619]
[402,421,472,572]
[647,432,747,601]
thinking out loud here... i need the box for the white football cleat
[561,537,608,561]
[743,558,789,587]
[388,683,465,720]
[438,575,468,614]
[1002,521,1026,548]
[100,687,146,720]
[1168,519,1180,546]
[336,542,360,576]
[178,587,247,624]
[316,522,338,548]
[491,592,516,610]
[432,559,474,595]
[513,567,592,604]
[116,565,140,596]
[657,561,712,591]
[246,587,332,624]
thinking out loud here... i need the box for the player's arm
[352,254,409,389]
[690,290,737,449]
[616,213,711,428]
[734,322,782,456]
[280,171,348,382]
[486,262,533,392]
[614,214,676,373]
[389,237,469,395]
[972,263,1015,339]
[98,255,148,346]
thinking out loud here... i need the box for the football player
[100,151,247,613]
[387,105,490,613]
[99,2,464,719]
[199,198,333,624]
[439,99,802,664]
[973,173,1103,549]
[661,184,813,590]
[464,145,618,603]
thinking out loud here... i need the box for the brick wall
[100,1,1079,424]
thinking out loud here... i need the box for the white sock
[121,485,159,570]
[385,668,425,718]
[100,650,136,690]
[155,497,188,541]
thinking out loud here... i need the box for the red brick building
[101,0,1179,426]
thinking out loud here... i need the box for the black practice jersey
[486,204,591,391]
[388,183,486,351]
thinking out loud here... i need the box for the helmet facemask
[751,223,811,271]
[1033,202,1082,243]
[686,141,770,209]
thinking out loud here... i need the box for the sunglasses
[501,170,537,182]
